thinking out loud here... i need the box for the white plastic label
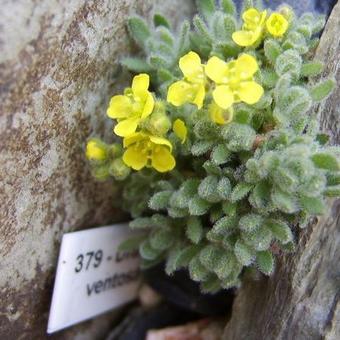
[47,223,141,334]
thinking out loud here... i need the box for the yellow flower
[86,139,107,161]
[205,54,264,109]
[122,132,175,173]
[232,8,267,47]
[167,51,206,109]
[266,13,289,37]
[209,103,234,125]
[107,74,154,137]
[173,119,187,143]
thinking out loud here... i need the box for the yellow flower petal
[141,92,154,119]
[173,119,187,143]
[114,117,140,137]
[167,80,194,107]
[236,54,259,79]
[242,8,261,25]
[107,95,132,119]
[123,144,148,170]
[123,132,146,148]
[152,145,176,172]
[205,56,228,84]
[149,135,173,151]
[212,85,234,109]
[193,84,205,109]
[232,30,257,47]
[179,51,203,83]
[132,73,150,100]
[209,103,233,125]
[266,13,289,37]
[86,140,107,161]
[238,81,264,104]
[260,10,268,25]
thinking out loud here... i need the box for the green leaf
[121,57,152,73]
[158,68,175,83]
[239,214,263,233]
[261,69,279,88]
[217,177,232,200]
[224,14,237,37]
[234,240,254,266]
[214,253,235,279]
[186,217,204,244]
[149,55,169,68]
[139,240,161,260]
[301,61,323,77]
[264,39,281,64]
[312,153,339,171]
[196,0,216,21]
[198,176,220,203]
[230,182,253,202]
[211,144,231,165]
[241,0,254,11]
[153,13,171,28]
[222,201,237,216]
[199,245,223,269]
[275,49,302,77]
[282,32,308,54]
[150,229,174,250]
[266,220,293,244]
[271,189,299,214]
[189,195,211,215]
[193,15,213,43]
[127,17,151,48]
[212,215,238,234]
[200,276,221,293]
[118,234,146,251]
[176,245,201,268]
[312,15,326,34]
[167,207,188,218]
[300,195,325,215]
[221,0,236,15]
[327,173,340,186]
[178,20,190,55]
[222,122,256,151]
[129,217,152,229]
[165,246,182,274]
[149,191,172,210]
[310,79,335,102]
[324,185,340,197]
[256,251,274,275]
[189,257,210,282]
[203,161,222,176]
[245,226,272,251]
[191,140,214,156]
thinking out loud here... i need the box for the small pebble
[139,284,163,308]
[146,318,225,340]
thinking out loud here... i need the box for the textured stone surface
[0,0,193,338]
[223,3,340,339]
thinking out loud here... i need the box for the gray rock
[222,3,340,339]
[0,1,193,338]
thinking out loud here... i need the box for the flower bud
[91,165,110,181]
[109,158,131,181]
[86,138,107,162]
[279,5,294,22]
[109,143,123,157]
[147,111,171,136]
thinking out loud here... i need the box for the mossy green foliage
[87,0,339,292]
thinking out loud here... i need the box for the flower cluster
[232,8,289,47]
[86,0,338,292]
[89,47,265,174]
[168,52,263,124]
